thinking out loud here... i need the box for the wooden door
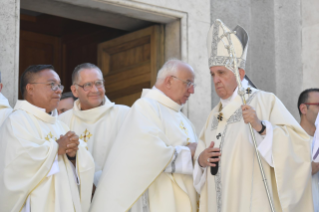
[19,30,61,97]
[98,25,164,106]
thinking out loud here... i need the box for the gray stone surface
[0,0,19,106]
[301,0,319,93]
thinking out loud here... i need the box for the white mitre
[207,19,249,71]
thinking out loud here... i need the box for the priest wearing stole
[193,20,313,212]
[0,72,12,126]
[59,63,130,187]
[0,65,95,212]
[91,59,198,212]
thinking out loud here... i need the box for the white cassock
[59,96,130,185]
[0,100,95,212]
[90,87,198,212]
[311,113,319,212]
[194,87,313,212]
[0,93,12,127]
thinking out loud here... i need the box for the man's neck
[300,118,316,137]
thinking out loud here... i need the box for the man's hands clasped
[57,131,79,158]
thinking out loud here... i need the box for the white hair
[156,59,193,82]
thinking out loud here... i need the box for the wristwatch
[258,121,266,134]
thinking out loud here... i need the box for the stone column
[0,0,20,105]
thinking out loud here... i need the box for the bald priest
[0,65,95,212]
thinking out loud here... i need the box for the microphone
[210,154,219,175]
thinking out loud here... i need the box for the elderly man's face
[168,64,195,105]
[71,68,105,110]
[57,97,75,115]
[210,66,244,99]
[29,69,62,113]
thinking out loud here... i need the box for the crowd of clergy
[0,19,318,212]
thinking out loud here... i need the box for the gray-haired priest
[90,59,198,212]
[0,72,12,126]
[193,20,313,212]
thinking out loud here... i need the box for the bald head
[155,59,195,105]
[156,59,194,85]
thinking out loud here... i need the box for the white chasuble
[0,100,95,212]
[194,88,313,212]
[0,93,12,127]
[90,89,198,212]
[59,96,130,185]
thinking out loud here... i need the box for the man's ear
[299,104,308,115]
[25,84,34,96]
[239,68,246,81]
[164,75,173,89]
[0,83,3,92]
[70,85,79,98]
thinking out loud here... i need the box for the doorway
[19,9,164,106]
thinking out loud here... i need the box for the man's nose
[188,85,195,94]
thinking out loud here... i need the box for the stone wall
[301,0,319,92]
[0,0,19,106]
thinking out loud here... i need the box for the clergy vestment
[90,88,198,212]
[0,93,12,127]
[193,87,313,212]
[311,113,319,212]
[0,100,95,212]
[59,96,130,185]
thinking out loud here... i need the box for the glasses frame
[74,80,105,92]
[30,82,64,92]
[171,75,195,88]
[304,102,319,106]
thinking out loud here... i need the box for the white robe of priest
[90,88,198,212]
[0,100,95,212]
[59,96,130,185]
[194,87,313,212]
[0,93,12,127]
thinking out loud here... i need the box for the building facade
[0,0,317,130]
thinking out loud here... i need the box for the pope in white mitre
[90,59,198,212]
[0,65,95,212]
[193,20,313,212]
[0,72,13,126]
[59,63,130,187]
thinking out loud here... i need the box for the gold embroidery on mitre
[80,129,93,142]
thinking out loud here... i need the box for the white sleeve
[47,155,59,177]
[68,160,80,185]
[164,145,193,175]
[248,120,274,167]
[193,159,207,194]
[94,170,103,186]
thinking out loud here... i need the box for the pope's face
[72,68,105,110]
[57,97,75,115]
[30,69,62,113]
[305,92,319,125]
[210,66,239,99]
[167,64,195,105]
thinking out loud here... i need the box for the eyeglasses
[30,82,64,92]
[75,80,105,91]
[304,102,319,106]
[171,76,195,88]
